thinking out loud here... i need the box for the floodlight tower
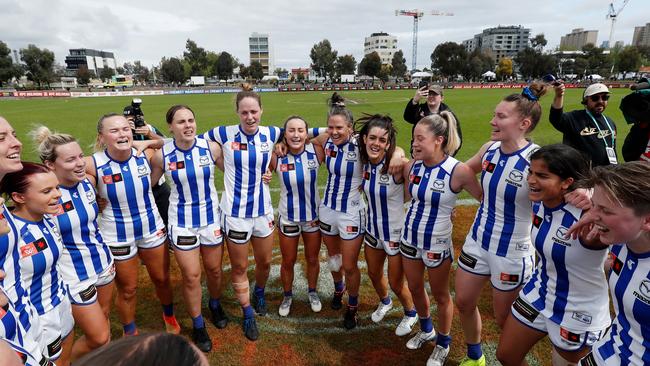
[395,9,454,71]
[606,0,630,49]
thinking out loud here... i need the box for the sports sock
[467,342,483,360]
[334,281,344,293]
[404,308,417,317]
[192,315,205,329]
[162,303,174,317]
[242,305,255,319]
[348,295,358,307]
[308,287,317,293]
[254,285,265,299]
[284,290,293,297]
[419,317,433,333]
[209,298,221,310]
[380,296,391,305]
[123,321,137,335]
[437,333,451,349]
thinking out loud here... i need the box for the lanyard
[585,110,615,148]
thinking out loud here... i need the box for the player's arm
[208,141,224,171]
[451,162,482,201]
[401,160,415,202]
[84,156,97,187]
[388,146,408,176]
[147,148,164,184]
[465,141,494,174]
[313,142,325,163]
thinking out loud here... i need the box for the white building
[560,28,598,50]
[364,32,398,65]
[463,25,530,63]
[64,49,117,76]
[249,32,274,76]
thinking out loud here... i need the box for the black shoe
[343,306,358,330]
[209,304,229,329]
[331,287,345,310]
[253,293,268,316]
[243,317,259,341]
[191,326,212,352]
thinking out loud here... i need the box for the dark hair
[355,114,397,174]
[502,81,548,133]
[0,162,51,196]
[166,105,195,124]
[579,161,650,216]
[327,92,354,126]
[282,115,309,145]
[530,144,589,192]
[75,333,207,366]
[235,83,261,110]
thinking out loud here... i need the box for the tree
[76,65,92,85]
[249,61,264,81]
[431,42,467,79]
[391,50,407,78]
[615,46,641,76]
[205,51,219,78]
[273,68,288,77]
[310,39,337,79]
[358,52,381,79]
[238,63,250,80]
[131,61,149,84]
[183,39,208,76]
[335,54,356,78]
[496,57,513,80]
[20,44,55,88]
[515,48,556,79]
[0,41,22,87]
[378,64,391,82]
[160,57,186,84]
[530,34,547,51]
[99,67,114,81]
[463,50,494,81]
[581,44,612,77]
[215,51,234,81]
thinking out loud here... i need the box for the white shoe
[371,300,393,323]
[406,329,436,350]
[278,296,292,317]
[308,292,322,313]
[395,315,417,336]
[426,345,449,366]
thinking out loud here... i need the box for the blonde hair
[583,161,650,216]
[417,111,460,155]
[94,113,122,151]
[29,125,77,163]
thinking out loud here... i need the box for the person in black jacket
[549,83,618,166]
[403,84,462,156]
[620,78,650,162]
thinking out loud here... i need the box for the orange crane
[395,9,454,71]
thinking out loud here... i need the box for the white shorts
[512,296,604,352]
[399,237,454,268]
[67,263,115,305]
[39,297,74,360]
[222,212,275,244]
[0,303,44,364]
[169,222,223,250]
[458,236,534,291]
[106,229,167,261]
[364,233,400,256]
[277,215,320,237]
[318,204,365,240]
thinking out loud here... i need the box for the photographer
[403,84,462,156]
[621,77,650,162]
[123,100,172,227]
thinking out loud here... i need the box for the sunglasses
[589,94,610,102]
[428,91,440,96]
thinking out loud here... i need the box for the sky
[1,0,649,71]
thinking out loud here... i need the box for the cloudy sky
[1,0,649,70]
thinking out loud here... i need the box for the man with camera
[403,83,463,156]
[621,77,650,162]
[123,99,172,227]
[549,82,618,166]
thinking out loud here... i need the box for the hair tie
[521,87,538,101]
[335,101,346,107]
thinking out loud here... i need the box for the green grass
[0,89,632,365]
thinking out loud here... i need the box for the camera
[542,74,561,87]
[418,80,428,89]
[131,98,145,128]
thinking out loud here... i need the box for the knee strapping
[328,254,342,272]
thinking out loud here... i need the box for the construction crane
[396,9,454,71]
[606,0,630,49]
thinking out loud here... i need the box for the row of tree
[430,34,650,81]
[0,41,59,87]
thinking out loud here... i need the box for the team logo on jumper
[532,215,543,228]
[61,200,75,213]
[231,142,247,151]
[506,169,524,187]
[20,238,48,258]
[137,165,149,177]
[102,173,123,184]
[610,253,623,275]
[552,226,571,246]
[482,160,496,173]
[307,159,317,169]
[280,163,295,172]
[572,311,593,325]
[431,179,445,193]
[122,165,129,172]
[409,175,422,184]
[634,279,650,305]
[325,148,337,157]
[362,171,370,180]
[168,161,185,171]
[346,151,357,160]
[260,142,270,152]
[379,174,390,184]
[199,156,211,166]
[85,189,96,203]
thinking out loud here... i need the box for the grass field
[0,88,632,365]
